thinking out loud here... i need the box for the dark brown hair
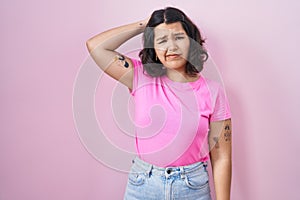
[139,7,208,77]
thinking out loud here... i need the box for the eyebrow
[173,32,185,36]
[155,32,185,41]
[156,35,168,41]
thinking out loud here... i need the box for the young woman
[86,7,232,200]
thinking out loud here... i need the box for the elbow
[210,151,232,164]
[210,155,232,168]
[86,40,94,53]
[86,39,104,53]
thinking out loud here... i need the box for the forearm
[86,20,147,51]
[209,119,232,200]
[86,19,147,72]
[211,158,232,200]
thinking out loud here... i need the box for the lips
[166,54,181,60]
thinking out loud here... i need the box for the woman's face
[154,22,190,71]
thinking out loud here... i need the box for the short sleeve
[129,58,143,96]
[210,84,232,122]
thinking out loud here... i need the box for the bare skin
[86,19,148,89]
[153,22,194,82]
[209,119,232,200]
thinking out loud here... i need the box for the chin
[163,60,187,70]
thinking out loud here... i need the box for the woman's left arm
[209,118,232,200]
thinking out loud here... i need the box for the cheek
[154,44,167,52]
[180,41,190,52]
[181,44,190,58]
[155,48,166,57]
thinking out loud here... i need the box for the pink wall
[1,0,299,199]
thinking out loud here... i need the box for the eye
[158,39,167,44]
[175,36,185,40]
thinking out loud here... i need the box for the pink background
[1,0,300,199]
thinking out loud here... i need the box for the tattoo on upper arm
[213,137,220,148]
[224,123,231,142]
[115,54,129,68]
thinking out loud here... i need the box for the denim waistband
[131,157,208,179]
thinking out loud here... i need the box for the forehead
[154,22,186,36]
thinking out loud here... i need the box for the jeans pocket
[184,170,209,190]
[128,168,147,186]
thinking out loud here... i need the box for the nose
[166,39,178,52]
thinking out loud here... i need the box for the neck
[166,69,199,83]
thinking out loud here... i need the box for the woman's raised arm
[86,19,148,89]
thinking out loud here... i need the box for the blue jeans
[124,157,212,200]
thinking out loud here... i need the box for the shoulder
[130,58,157,79]
[201,76,223,93]
[130,58,143,68]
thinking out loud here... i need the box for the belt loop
[203,161,208,171]
[146,164,153,178]
[179,166,185,179]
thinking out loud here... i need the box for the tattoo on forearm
[225,124,230,131]
[115,54,129,68]
[224,124,231,142]
[213,137,220,148]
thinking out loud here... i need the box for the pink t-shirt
[129,59,231,167]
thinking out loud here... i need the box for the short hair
[139,7,209,77]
